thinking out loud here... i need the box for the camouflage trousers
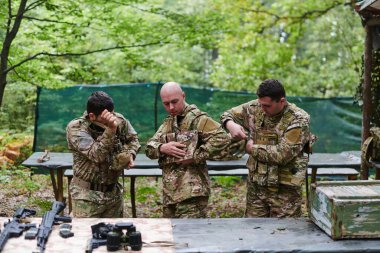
[73,198,123,218]
[245,178,303,218]
[163,196,209,218]
[71,182,123,218]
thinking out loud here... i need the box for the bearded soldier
[145,82,230,218]
[66,91,141,217]
[221,79,311,217]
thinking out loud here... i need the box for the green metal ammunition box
[309,180,380,240]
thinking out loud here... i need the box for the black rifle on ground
[34,201,72,253]
[86,222,142,253]
[0,208,36,252]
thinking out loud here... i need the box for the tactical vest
[254,128,280,187]
[160,105,205,165]
[247,104,298,189]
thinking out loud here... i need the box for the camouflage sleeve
[121,119,141,158]
[250,117,310,165]
[66,120,115,163]
[220,102,250,129]
[193,115,231,162]
[145,121,169,159]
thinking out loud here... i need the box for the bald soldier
[145,82,230,218]
[221,79,311,217]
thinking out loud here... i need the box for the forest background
[0,0,367,217]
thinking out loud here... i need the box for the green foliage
[0,169,40,195]
[209,1,364,97]
[3,0,364,99]
[0,0,369,134]
[28,198,53,215]
[0,129,33,164]
[211,176,242,188]
[0,83,35,132]
[136,186,159,202]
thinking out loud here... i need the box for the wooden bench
[64,167,359,217]
[307,167,359,183]
[64,168,248,217]
[371,160,380,179]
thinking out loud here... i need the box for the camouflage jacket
[145,104,230,205]
[66,111,141,185]
[221,100,310,188]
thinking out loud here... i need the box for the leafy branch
[5,41,169,74]
[240,1,345,33]
[21,16,78,25]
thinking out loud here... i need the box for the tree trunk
[361,24,373,180]
[0,74,6,107]
[0,0,28,107]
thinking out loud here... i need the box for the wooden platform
[0,218,174,253]
[1,217,380,252]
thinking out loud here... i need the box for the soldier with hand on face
[221,79,312,218]
[66,91,141,218]
[145,82,231,218]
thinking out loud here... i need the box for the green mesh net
[34,83,361,153]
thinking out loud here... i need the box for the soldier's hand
[246,139,254,154]
[99,109,118,132]
[226,120,247,140]
[160,142,187,158]
[127,154,135,168]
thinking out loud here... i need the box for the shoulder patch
[199,117,220,133]
[285,127,302,143]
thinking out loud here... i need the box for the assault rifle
[34,201,72,253]
[86,222,142,253]
[0,208,36,252]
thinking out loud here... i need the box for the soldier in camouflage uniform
[221,79,311,218]
[145,82,230,218]
[66,91,141,218]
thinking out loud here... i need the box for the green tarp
[34,83,362,153]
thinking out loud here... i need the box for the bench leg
[131,176,137,218]
[68,176,72,214]
[49,169,59,200]
[305,169,309,211]
[311,168,317,184]
[348,175,357,180]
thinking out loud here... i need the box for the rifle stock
[0,208,36,252]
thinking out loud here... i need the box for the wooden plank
[172,218,380,252]
[64,168,250,177]
[0,218,174,253]
[307,168,358,176]
[2,217,380,252]
[24,152,363,172]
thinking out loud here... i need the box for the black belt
[90,182,115,192]
[72,177,115,193]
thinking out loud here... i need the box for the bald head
[160,82,183,97]
[160,82,186,116]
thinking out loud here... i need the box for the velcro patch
[285,128,302,143]
[199,118,220,133]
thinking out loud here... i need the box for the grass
[122,175,246,218]
[1,167,313,218]
[0,168,248,218]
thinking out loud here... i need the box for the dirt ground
[0,170,307,218]
[0,171,247,218]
